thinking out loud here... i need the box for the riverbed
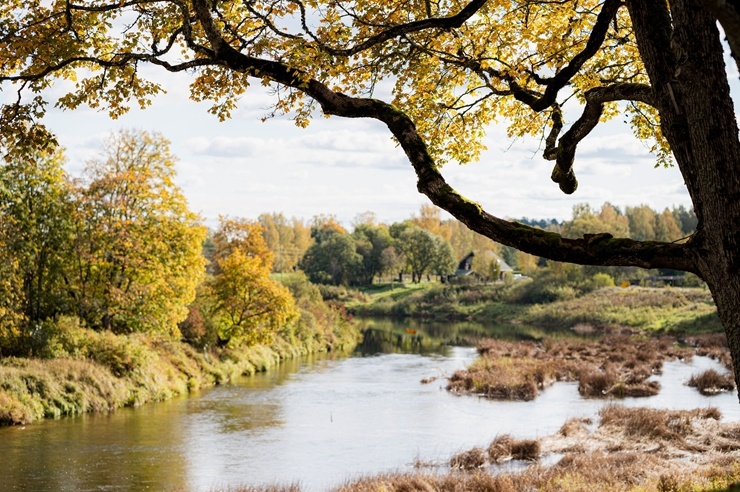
[1,336,738,491]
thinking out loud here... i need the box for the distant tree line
[258,202,697,289]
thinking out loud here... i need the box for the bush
[583,273,616,292]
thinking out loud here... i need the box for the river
[1,321,739,491]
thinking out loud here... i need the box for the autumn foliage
[0,131,300,355]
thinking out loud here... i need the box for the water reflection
[355,317,571,355]
[1,321,738,492]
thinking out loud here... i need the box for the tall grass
[0,280,361,427]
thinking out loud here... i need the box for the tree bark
[628,0,740,391]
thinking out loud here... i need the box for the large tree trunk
[628,0,740,390]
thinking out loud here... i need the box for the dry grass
[486,435,540,462]
[330,454,740,492]
[450,447,487,470]
[201,404,740,492]
[448,336,701,401]
[510,439,540,461]
[688,369,736,395]
[559,417,591,437]
[684,333,734,371]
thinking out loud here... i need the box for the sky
[34,67,703,230]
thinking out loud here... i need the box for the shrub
[583,273,616,292]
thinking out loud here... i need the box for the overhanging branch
[188,0,699,275]
[547,83,655,194]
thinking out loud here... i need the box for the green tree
[5,0,740,393]
[430,236,456,281]
[563,203,630,239]
[672,205,698,237]
[626,205,657,241]
[299,228,362,286]
[352,223,393,285]
[396,226,438,283]
[0,146,73,327]
[0,146,74,353]
[71,130,206,335]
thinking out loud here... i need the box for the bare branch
[313,0,489,57]
[511,0,624,111]
[547,83,654,194]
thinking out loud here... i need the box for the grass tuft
[688,369,735,395]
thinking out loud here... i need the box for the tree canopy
[2,0,740,395]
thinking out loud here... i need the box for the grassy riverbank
[0,277,360,427]
[349,281,722,335]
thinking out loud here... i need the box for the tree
[352,223,393,285]
[3,0,740,396]
[563,203,630,239]
[626,205,658,241]
[299,228,362,286]
[258,213,312,273]
[0,146,73,328]
[71,130,207,335]
[396,226,438,283]
[202,217,297,346]
[655,208,685,243]
[430,236,456,281]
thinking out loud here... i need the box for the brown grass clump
[510,439,540,461]
[447,357,549,400]
[578,367,617,397]
[559,418,591,437]
[487,435,515,463]
[688,369,735,395]
[598,406,721,444]
[684,333,733,370]
[487,435,540,462]
[331,454,740,492]
[450,447,487,470]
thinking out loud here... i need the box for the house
[452,251,513,282]
[455,252,475,276]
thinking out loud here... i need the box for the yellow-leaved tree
[2,0,740,395]
[201,218,297,347]
[71,130,207,336]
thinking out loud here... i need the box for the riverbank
[349,283,722,334]
[197,402,740,492]
[0,277,360,427]
[334,404,740,492]
[0,327,357,427]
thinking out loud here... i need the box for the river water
[1,323,739,492]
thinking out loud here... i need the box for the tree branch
[510,0,624,111]
[188,0,699,275]
[547,83,655,194]
[308,0,489,57]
